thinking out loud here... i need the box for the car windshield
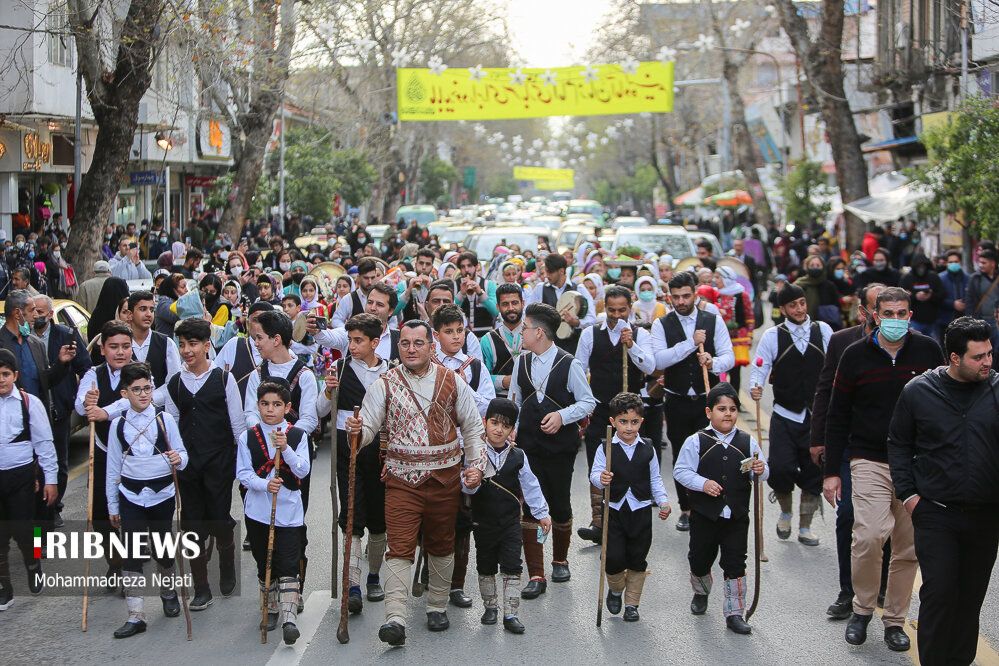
[441,228,470,243]
[398,208,437,226]
[568,203,602,217]
[559,230,581,246]
[466,232,545,259]
[615,232,693,258]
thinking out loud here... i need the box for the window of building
[47,3,73,68]
[52,134,74,166]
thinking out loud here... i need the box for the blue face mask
[17,313,30,337]
[833,269,844,280]
[947,262,962,273]
[28,251,34,259]
[607,267,621,279]
[878,317,909,342]
[638,290,656,302]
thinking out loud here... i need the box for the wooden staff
[596,425,613,628]
[622,331,628,393]
[336,407,361,644]
[327,364,339,600]
[753,361,769,563]
[262,432,284,644]
[164,424,192,640]
[82,381,96,632]
[747,451,763,620]
[698,343,711,396]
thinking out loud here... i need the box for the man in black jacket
[888,316,999,666]
[900,253,944,337]
[824,286,945,652]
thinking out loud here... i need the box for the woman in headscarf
[632,275,667,327]
[714,266,754,392]
[87,277,130,344]
[439,261,458,282]
[154,273,188,337]
[793,255,842,328]
[581,272,606,316]
[283,260,310,296]
[332,275,354,316]
[200,273,225,319]
[582,250,605,279]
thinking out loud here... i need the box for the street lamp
[155,131,173,151]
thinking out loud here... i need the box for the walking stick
[82,381,96,632]
[698,343,711,396]
[336,407,361,645]
[596,425,613,627]
[753,361,769,562]
[622,334,628,393]
[164,427,193,641]
[262,433,283,644]
[327,365,339,600]
[747,452,763,620]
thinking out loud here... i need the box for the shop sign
[198,119,232,159]
[185,175,218,187]
[130,170,163,186]
[23,133,52,170]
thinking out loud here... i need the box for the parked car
[611,216,649,230]
[463,226,553,260]
[395,204,438,227]
[687,230,724,258]
[612,226,697,259]
[439,225,473,251]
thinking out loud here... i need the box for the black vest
[608,437,655,503]
[167,367,233,456]
[444,355,482,389]
[485,328,517,382]
[94,364,120,448]
[770,322,825,413]
[471,446,525,525]
[350,290,364,320]
[247,424,305,491]
[543,284,582,354]
[134,331,169,387]
[588,325,645,404]
[116,409,173,494]
[334,358,367,413]
[230,337,258,404]
[459,278,496,334]
[657,310,719,396]
[516,348,580,455]
[8,390,31,443]
[688,429,752,521]
[259,358,308,425]
[385,328,401,366]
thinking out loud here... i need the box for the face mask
[33,316,48,331]
[948,262,962,273]
[607,267,621,279]
[254,262,263,270]
[105,234,112,240]
[219,251,230,261]
[879,317,909,342]
[915,266,927,277]
[279,262,291,272]
[833,269,844,280]
[28,251,34,259]
[292,273,305,284]
[231,266,243,277]
[873,261,887,271]
[160,236,168,243]
[358,235,366,242]
[15,241,24,249]
[60,242,66,249]
[807,267,823,279]
[638,290,655,302]
[855,265,866,274]
[17,314,30,337]
[53,251,60,259]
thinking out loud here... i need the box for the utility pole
[279,102,286,232]
[74,68,82,209]
[960,0,969,102]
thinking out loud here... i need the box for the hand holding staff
[752,358,769,563]
[597,425,613,627]
[164,420,192,641]
[82,381,96,632]
[329,364,339,600]
[747,451,764,620]
[262,429,284,644]
[336,407,361,645]
[698,343,711,396]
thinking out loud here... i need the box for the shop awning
[843,182,932,222]
[861,136,920,153]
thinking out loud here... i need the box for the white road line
[266,590,333,666]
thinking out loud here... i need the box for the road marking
[68,460,88,483]
[266,590,332,666]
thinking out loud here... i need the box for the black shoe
[347,586,363,614]
[480,607,498,625]
[367,574,384,602]
[283,622,300,645]
[260,611,279,631]
[53,511,64,528]
[826,590,853,620]
[105,567,121,594]
[26,563,42,595]
[690,593,708,615]
[845,613,872,645]
[726,615,752,634]
[623,605,640,622]
[219,564,236,598]
[449,589,473,608]
[676,513,690,532]
[606,590,622,615]
[113,620,147,639]
[0,582,13,610]
[522,579,547,599]
[378,621,406,646]
[242,536,252,551]
[161,592,180,617]
[189,588,213,611]
[551,563,571,582]
[884,626,910,651]
[503,616,525,634]
[427,610,450,631]
[576,525,602,545]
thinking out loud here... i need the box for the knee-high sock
[427,553,455,614]
[723,576,748,618]
[367,532,387,576]
[156,562,176,597]
[690,571,713,596]
[451,532,470,590]
[606,570,626,594]
[624,569,648,607]
[279,576,299,626]
[259,578,278,616]
[589,484,603,528]
[552,520,572,563]
[776,492,793,515]
[502,574,521,618]
[190,548,210,594]
[383,557,411,626]
[348,535,362,588]
[799,492,820,529]
[123,571,145,621]
[521,521,545,580]
[478,574,497,609]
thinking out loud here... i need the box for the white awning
[843,183,932,223]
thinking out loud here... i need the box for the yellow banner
[514,166,574,181]
[535,178,575,190]
[397,61,674,121]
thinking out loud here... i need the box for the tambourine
[555,291,588,339]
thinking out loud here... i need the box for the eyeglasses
[398,339,429,350]
[128,386,153,395]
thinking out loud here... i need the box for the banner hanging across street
[535,178,575,190]
[513,166,574,181]
[396,61,675,121]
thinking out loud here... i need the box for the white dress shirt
[650,310,735,395]
[315,324,396,362]
[131,329,182,406]
[75,366,133,451]
[436,349,496,417]
[462,442,550,520]
[243,356,319,434]
[236,420,311,527]
[576,319,657,380]
[316,357,389,429]
[214,335,262,371]
[590,434,669,511]
[330,289,365,329]
[673,426,768,519]
[525,280,596,329]
[750,317,833,422]
[106,406,188,515]
[508,342,596,426]
[164,365,246,443]
[0,389,56,483]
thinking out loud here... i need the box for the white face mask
[53,251,60,259]
[279,262,291,272]
[231,266,243,277]
[219,251,230,261]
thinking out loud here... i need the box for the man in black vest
[423,279,483,361]
[330,258,379,329]
[525,254,595,354]
[313,282,401,366]
[651,271,734,531]
[215,302,271,405]
[481,282,524,399]
[455,251,498,336]
[750,284,832,547]
[396,248,436,323]
[125,290,181,406]
[510,303,596,597]
[575,285,655,545]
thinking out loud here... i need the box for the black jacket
[43,322,92,419]
[888,367,999,507]
[0,325,69,412]
[900,254,945,325]
[810,324,867,448]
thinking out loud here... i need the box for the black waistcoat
[588,325,645,404]
[516,348,579,455]
[770,323,825,413]
[688,429,752,521]
[167,367,233,456]
[657,310,718,396]
[608,437,654,503]
[471,445,525,525]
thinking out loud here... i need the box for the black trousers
[688,510,749,579]
[605,504,653,575]
[665,394,709,511]
[246,516,304,580]
[473,519,522,576]
[178,447,236,542]
[524,449,576,524]
[0,463,36,568]
[584,403,611,472]
[912,501,999,666]
[118,494,176,572]
[640,398,665,465]
[766,412,822,496]
[335,431,386,535]
[51,414,71,508]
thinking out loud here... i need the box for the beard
[502,310,522,325]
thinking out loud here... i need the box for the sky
[505,0,615,67]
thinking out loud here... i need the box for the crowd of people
[0,209,996,665]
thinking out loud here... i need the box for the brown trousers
[385,468,461,561]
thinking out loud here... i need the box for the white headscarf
[717,266,744,297]
[300,276,322,310]
[633,275,660,321]
[583,273,605,301]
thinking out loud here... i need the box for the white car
[612,226,697,259]
[463,226,553,260]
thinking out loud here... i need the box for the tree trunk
[65,0,162,283]
[650,116,676,212]
[722,59,774,229]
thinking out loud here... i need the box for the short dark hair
[604,285,632,305]
[427,279,455,299]
[175,318,212,342]
[668,271,696,292]
[696,240,713,252]
[495,282,522,302]
[257,310,293,347]
[102,320,133,343]
[186,248,204,261]
[282,293,302,307]
[257,380,291,403]
[432,303,465,331]
[609,392,644,418]
[857,282,886,310]
[345,312,383,340]
[707,382,741,409]
[368,281,398,310]
[200,273,222,293]
[357,258,378,275]
[544,254,567,273]
[457,251,478,268]
[416,248,436,262]
[979,249,997,263]
[0,348,18,373]
[875,286,911,312]
[120,361,152,387]
[485,398,519,426]
[524,303,560,341]
[945,316,993,358]
[127,290,155,311]
[248,301,274,317]
[945,250,962,261]
[401,319,432,340]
